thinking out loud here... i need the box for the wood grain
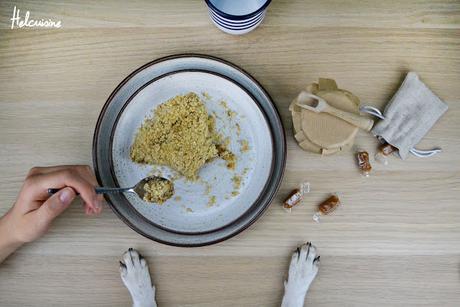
[0,0,459,306]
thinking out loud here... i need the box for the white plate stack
[205,0,272,35]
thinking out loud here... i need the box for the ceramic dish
[209,11,266,33]
[205,0,271,20]
[205,0,271,35]
[112,70,273,233]
[93,54,286,246]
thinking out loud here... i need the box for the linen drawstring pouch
[361,72,448,159]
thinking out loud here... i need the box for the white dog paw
[120,248,157,307]
[281,242,320,307]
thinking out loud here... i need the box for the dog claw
[283,242,320,305]
[306,245,310,259]
[120,248,157,307]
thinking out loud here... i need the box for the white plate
[111,70,273,233]
[93,54,286,246]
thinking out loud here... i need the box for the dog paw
[120,248,157,307]
[282,242,320,307]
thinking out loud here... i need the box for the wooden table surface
[1,1,459,306]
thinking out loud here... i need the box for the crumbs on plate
[142,178,174,204]
[240,139,250,152]
[130,92,236,179]
[207,195,217,207]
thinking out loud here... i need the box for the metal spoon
[47,175,172,200]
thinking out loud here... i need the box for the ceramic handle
[324,106,374,131]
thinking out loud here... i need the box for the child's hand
[0,165,103,262]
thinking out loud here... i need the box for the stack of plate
[93,54,286,246]
[205,0,272,35]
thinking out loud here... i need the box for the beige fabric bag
[369,72,448,159]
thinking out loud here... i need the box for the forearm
[281,284,310,307]
[0,211,23,263]
[281,291,306,307]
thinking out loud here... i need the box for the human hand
[0,165,103,262]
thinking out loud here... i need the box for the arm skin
[0,211,23,263]
[0,165,103,264]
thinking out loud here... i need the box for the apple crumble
[142,178,174,204]
[130,92,234,179]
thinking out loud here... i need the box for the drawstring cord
[359,105,442,158]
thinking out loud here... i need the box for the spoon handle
[324,105,374,131]
[47,187,132,195]
[94,187,132,194]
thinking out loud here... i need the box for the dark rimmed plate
[93,54,286,246]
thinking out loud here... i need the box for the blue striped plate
[205,0,271,35]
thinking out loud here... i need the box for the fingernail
[94,200,102,209]
[59,188,74,205]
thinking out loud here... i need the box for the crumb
[142,178,174,204]
[219,100,236,118]
[174,196,182,201]
[240,139,250,152]
[232,175,241,190]
[231,191,239,197]
[202,92,211,100]
[207,195,216,207]
[205,183,212,194]
[219,100,228,109]
[235,123,241,136]
[213,133,223,144]
[216,144,236,170]
[242,167,249,176]
[186,207,193,213]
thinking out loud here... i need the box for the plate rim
[109,69,276,235]
[205,0,272,21]
[93,53,286,247]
